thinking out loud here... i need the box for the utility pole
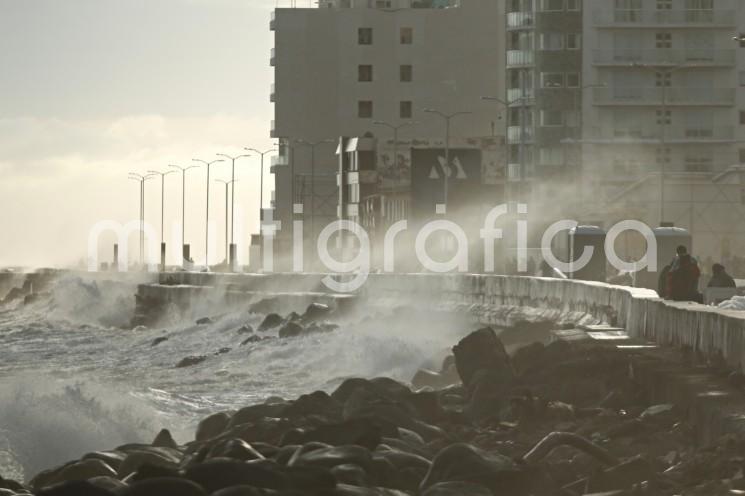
[147,169,176,270]
[168,164,200,267]
[192,158,224,269]
[245,147,278,223]
[215,179,236,266]
[423,108,472,207]
[216,152,251,268]
[128,173,155,267]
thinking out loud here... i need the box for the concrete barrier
[145,271,745,371]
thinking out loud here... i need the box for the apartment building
[270,0,504,266]
[580,0,745,259]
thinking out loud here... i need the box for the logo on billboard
[429,156,468,180]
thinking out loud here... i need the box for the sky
[0,0,295,268]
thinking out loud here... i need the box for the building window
[566,73,580,87]
[540,33,564,50]
[358,28,373,45]
[656,0,672,9]
[400,27,413,44]
[655,147,671,166]
[567,0,581,11]
[685,154,713,172]
[400,64,413,82]
[656,32,672,49]
[541,110,564,126]
[541,72,564,88]
[740,111,745,125]
[400,101,413,119]
[655,71,671,87]
[656,109,671,125]
[542,0,564,11]
[358,100,373,118]
[566,33,581,50]
[358,65,373,82]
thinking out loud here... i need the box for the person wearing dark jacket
[666,246,701,302]
[708,263,736,288]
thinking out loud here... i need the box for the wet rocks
[196,317,213,325]
[176,355,209,368]
[277,321,304,339]
[151,336,169,347]
[258,314,283,331]
[236,325,254,335]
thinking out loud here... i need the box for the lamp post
[127,173,155,267]
[372,120,417,176]
[631,62,697,225]
[423,109,472,207]
[147,169,176,270]
[192,158,225,269]
[216,153,251,256]
[169,164,200,266]
[294,139,334,241]
[244,147,278,223]
[215,179,236,265]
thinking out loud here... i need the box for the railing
[507,87,535,102]
[507,126,535,142]
[507,50,534,67]
[506,11,534,28]
[270,83,276,102]
[270,120,277,138]
[271,155,288,167]
[587,126,735,142]
[270,47,276,66]
[594,9,735,26]
[593,49,735,66]
[593,87,735,105]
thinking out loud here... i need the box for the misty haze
[2,1,745,496]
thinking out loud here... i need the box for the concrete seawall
[139,272,745,371]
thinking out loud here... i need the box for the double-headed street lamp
[373,120,417,174]
[216,153,251,254]
[147,169,176,269]
[423,108,472,207]
[244,147,278,223]
[127,172,155,267]
[169,164,200,265]
[192,158,225,269]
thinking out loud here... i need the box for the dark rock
[184,458,287,493]
[282,390,341,419]
[196,412,232,442]
[176,355,209,368]
[511,342,547,376]
[87,476,127,493]
[196,317,213,325]
[237,325,254,334]
[422,481,493,495]
[278,321,304,338]
[420,443,527,494]
[81,451,126,471]
[41,459,117,487]
[331,464,369,486]
[302,302,332,322]
[207,438,266,461]
[215,347,232,355]
[280,417,382,450]
[119,477,207,496]
[151,336,169,347]
[117,450,180,479]
[241,335,264,345]
[228,403,288,428]
[332,485,410,495]
[452,327,514,389]
[289,445,374,472]
[37,480,115,496]
[152,428,179,449]
[210,487,281,496]
[259,313,283,331]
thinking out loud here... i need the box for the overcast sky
[0,0,290,267]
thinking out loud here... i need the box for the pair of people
[660,246,736,302]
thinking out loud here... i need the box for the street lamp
[373,120,417,174]
[294,139,334,240]
[423,108,472,207]
[216,153,251,254]
[192,158,225,269]
[128,172,155,267]
[631,62,698,225]
[215,179,237,266]
[147,169,176,269]
[244,147,278,223]
[168,164,200,266]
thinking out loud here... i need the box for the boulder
[183,459,287,493]
[278,322,304,339]
[422,482,493,495]
[207,439,266,461]
[196,317,213,325]
[119,477,207,496]
[258,314,283,331]
[152,429,179,449]
[176,355,208,368]
[196,412,232,442]
[280,417,382,450]
[151,336,169,347]
[452,328,514,389]
[289,445,374,472]
[36,480,115,496]
[117,450,179,479]
[236,325,254,334]
[302,302,332,322]
[87,476,128,493]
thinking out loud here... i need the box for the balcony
[586,126,735,144]
[270,120,277,138]
[270,11,276,30]
[270,47,276,66]
[506,50,534,67]
[593,49,735,67]
[270,83,275,102]
[506,11,534,29]
[507,126,535,143]
[271,155,288,167]
[507,87,535,103]
[593,87,735,106]
[594,9,735,28]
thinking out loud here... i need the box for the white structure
[270,0,505,266]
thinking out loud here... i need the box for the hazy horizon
[0,0,285,268]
